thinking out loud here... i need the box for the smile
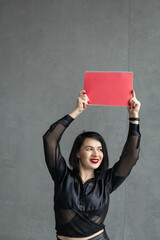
[90,159,99,164]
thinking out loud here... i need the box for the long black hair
[69,131,109,178]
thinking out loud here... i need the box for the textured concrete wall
[0,0,160,239]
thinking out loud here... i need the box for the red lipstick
[90,159,99,164]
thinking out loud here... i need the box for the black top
[42,115,141,238]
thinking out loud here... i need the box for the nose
[92,149,98,157]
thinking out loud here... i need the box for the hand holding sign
[69,90,90,119]
[69,71,141,120]
[76,90,90,112]
[128,89,141,118]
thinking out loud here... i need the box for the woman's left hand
[128,89,141,117]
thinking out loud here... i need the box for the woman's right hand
[76,90,90,113]
[69,90,90,119]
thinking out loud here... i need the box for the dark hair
[69,131,109,178]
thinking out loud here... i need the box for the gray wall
[0,0,160,239]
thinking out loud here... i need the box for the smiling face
[77,138,104,171]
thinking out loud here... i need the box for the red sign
[84,71,133,106]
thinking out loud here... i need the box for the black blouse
[42,115,141,238]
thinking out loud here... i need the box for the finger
[84,94,90,103]
[80,91,90,103]
[80,95,87,102]
[78,98,88,106]
[79,90,86,96]
[131,99,139,108]
[132,88,136,98]
[129,95,137,104]
[130,99,136,108]
[81,98,88,105]
[130,98,139,105]
[82,100,88,109]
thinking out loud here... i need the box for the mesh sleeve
[106,123,141,194]
[115,123,141,177]
[42,115,74,182]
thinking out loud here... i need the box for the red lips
[90,159,99,164]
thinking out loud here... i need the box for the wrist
[69,108,82,119]
[129,121,139,124]
[129,116,140,124]
[129,113,139,118]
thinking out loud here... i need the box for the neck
[79,168,95,183]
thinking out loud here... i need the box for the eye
[86,148,92,151]
[98,148,103,151]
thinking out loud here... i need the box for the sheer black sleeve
[106,123,141,193]
[42,115,74,182]
[115,123,141,177]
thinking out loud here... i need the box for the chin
[91,164,101,169]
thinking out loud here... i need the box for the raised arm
[115,89,141,177]
[42,90,89,181]
[42,115,74,181]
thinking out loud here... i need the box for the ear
[77,152,80,159]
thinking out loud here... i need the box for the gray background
[0,0,160,239]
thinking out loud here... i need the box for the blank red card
[84,71,133,106]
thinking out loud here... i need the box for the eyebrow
[85,146,102,148]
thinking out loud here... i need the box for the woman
[42,89,141,240]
